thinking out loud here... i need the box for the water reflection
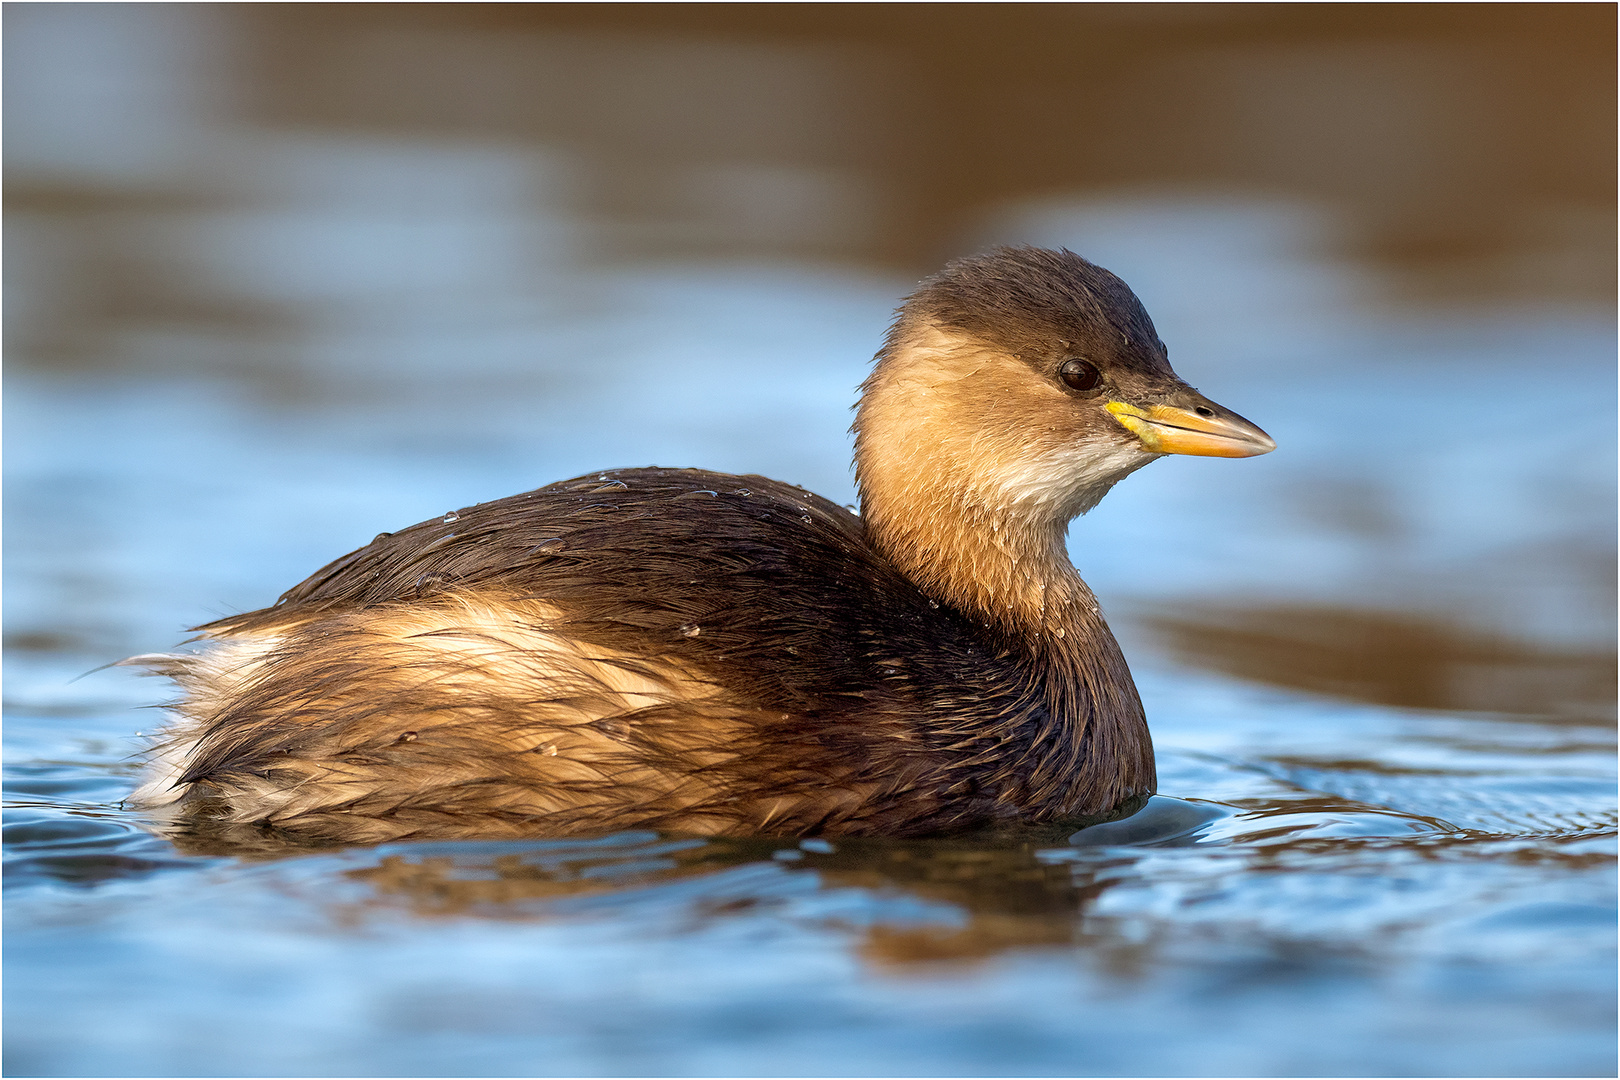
[1141,602,1617,723]
[218,789,1572,976]
[319,802,1341,966]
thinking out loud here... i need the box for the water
[6,220,1615,1075]
[8,7,1613,1071]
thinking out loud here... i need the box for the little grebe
[130,247,1273,843]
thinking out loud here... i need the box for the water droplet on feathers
[675,490,719,501]
[800,516,813,524]
[680,624,702,638]
[532,538,565,554]
[442,512,459,524]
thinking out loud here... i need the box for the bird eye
[1058,359,1100,391]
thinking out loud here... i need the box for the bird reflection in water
[326,797,1235,969]
[339,832,1118,966]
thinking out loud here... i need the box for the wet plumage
[131,247,1273,844]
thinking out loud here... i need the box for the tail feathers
[116,652,201,679]
[121,651,234,809]
[129,727,204,809]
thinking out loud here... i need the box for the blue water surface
[6,202,1615,1076]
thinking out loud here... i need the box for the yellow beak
[1106,401,1275,458]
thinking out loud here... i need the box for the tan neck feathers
[854,325,1101,637]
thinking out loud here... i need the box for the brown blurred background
[6,2,1615,368]
[244,3,1615,272]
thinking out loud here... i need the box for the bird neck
[862,479,1089,640]
[853,324,1102,641]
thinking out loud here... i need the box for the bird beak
[1106,400,1276,458]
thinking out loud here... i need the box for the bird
[128,246,1274,846]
